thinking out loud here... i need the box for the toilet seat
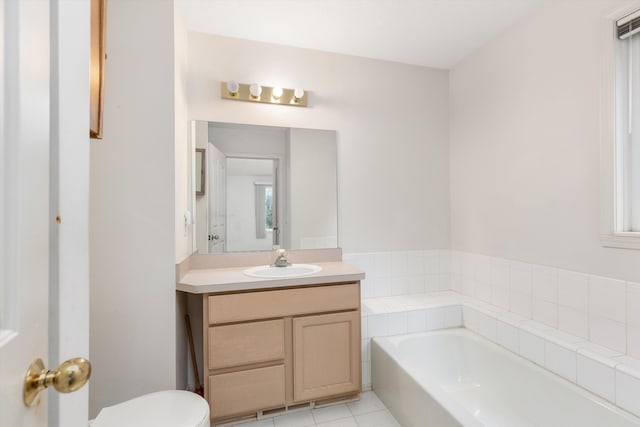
[92,390,209,427]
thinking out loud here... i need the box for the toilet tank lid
[92,390,209,427]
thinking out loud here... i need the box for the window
[255,183,273,239]
[265,186,273,230]
[601,7,640,249]
[615,9,640,233]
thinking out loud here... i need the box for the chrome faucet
[273,248,290,267]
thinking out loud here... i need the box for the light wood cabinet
[207,283,360,324]
[202,282,361,424]
[293,311,360,402]
[209,365,286,419]
[208,319,285,369]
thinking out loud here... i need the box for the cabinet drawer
[208,283,359,324]
[209,365,285,419]
[209,319,285,369]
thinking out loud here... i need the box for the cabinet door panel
[293,311,361,402]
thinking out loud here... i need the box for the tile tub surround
[343,250,452,299]
[361,291,640,419]
[346,249,640,358]
[447,250,640,359]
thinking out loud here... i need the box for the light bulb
[226,80,239,95]
[272,86,283,100]
[249,83,262,98]
[294,88,305,100]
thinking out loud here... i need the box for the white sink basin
[243,264,322,279]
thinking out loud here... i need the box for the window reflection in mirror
[191,121,337,254]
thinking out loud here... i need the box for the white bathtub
[372,328,640,427]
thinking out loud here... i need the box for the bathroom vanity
[177,252,364,424]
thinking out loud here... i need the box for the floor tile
[232,419,275,426]
[316,418,359,427]
[272,410,316,427]
[312,404,352,424]
[346,391,386,416]
[354,409,401,427]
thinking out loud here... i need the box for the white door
[51,0,91,426]
[1,1,90,426]
[0,0,53,426]
[208,143,227,253]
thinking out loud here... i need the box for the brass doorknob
[23,357,91,406]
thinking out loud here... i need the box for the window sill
[600,233,640,250]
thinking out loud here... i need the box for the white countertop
[176,261,365,294]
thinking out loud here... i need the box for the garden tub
[372,328,640,427]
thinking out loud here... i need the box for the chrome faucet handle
[273,248,290,267]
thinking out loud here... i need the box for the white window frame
[600,3,640,250]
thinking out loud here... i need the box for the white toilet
[91,390,209,427]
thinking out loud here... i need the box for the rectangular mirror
[191,121,338,254]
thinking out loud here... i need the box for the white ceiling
[176,0,543,69]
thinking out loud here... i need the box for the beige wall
[175,4,191,263]
[174,2,190,394]
[89,0,176,417]
[187,33,451,253]
[449,0,640,283]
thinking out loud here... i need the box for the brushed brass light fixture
[249,83,262,98]
[221,81,308,107]
[226,80,239,95]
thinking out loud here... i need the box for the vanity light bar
[221,81,308,107]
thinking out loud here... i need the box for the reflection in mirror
[191,121,337,253]
[195,148,205,196]
[226,158,277,252]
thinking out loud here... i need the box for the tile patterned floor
[224,391,400,427]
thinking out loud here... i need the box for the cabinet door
[293,311,361,402]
